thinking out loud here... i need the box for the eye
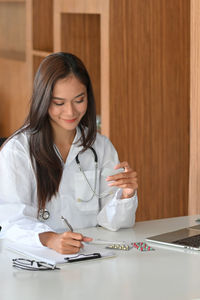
[52,101,64,106]
[75,98,84,104]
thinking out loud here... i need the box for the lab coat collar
[65,127,84,166]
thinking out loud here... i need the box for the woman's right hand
[39,231,93,254]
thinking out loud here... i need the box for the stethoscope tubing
[75,147,113,201]
[40,146,114,220]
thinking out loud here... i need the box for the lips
[63,118,77,123]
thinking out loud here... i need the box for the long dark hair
[21,52,97,211]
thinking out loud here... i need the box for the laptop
[146,224,200,251]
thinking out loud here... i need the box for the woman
[0,52,138,254]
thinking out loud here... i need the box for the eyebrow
[52,92,85,101]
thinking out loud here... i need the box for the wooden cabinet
[0,0,199,221]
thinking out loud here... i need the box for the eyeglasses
[12,258,60,271]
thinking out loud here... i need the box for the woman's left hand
[106,161,138,199]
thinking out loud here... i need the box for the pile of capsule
[133,242,154,251]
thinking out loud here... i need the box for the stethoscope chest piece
[39,209,50,220]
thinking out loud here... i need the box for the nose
[63,102,75,116]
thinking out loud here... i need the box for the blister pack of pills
[105,243,134,251]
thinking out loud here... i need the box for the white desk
[1,215,200,300]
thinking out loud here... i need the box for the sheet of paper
[6,241,115,265]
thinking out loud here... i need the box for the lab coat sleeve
[96,135,138,231]
[0,139,54,247]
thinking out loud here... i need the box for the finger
[109,183,138,190]
[65,237,92,248]
[106,171,137,182]
[120,183,138,189]
[115,161,129,169]
[115,161,131,171]
[82,236,93,242]
[59,237,84,252]
[60,232,85,249]
[108,179,138,189]
[58,244,81,255]
[63,231,84,241]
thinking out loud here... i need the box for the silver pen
[61,216,73,232]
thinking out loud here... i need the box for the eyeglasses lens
[12,258,59,271]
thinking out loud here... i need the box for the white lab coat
[0,128,138,247]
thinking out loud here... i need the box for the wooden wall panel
[110,0,190,221]
[32,0,53,52]
[0,1,30,138]
[33,55,45,77]
[0,58,29,137]
[59,0,110,136]
[189,0,200,215]
[61,13,101,115]
[0,2,26,60]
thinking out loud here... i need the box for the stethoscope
[39,147,113,221]
[75,147,113,202]
[39,209,50,221]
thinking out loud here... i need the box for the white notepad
[6,241,115,265]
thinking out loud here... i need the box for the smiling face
[48,75,88,139]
